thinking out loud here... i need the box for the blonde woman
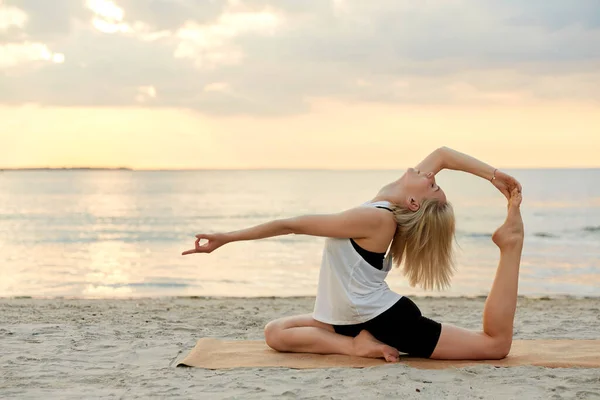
[183,147,524,361]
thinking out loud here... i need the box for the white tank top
[312,201,402,325]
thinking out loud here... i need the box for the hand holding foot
[492,170,522,200]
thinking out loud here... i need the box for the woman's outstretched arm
[416,147,522,198]
[182,207,390,255]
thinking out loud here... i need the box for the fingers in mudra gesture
[181,233,227,255]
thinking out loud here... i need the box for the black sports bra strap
[375,206,393,212]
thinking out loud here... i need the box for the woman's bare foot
[352,330,400,362]
[492,188,524,250]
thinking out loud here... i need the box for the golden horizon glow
[2,98,600,170]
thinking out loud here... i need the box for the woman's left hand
[492,170,522,199]
[182,233,228,255]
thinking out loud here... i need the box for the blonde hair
[390,199,456,291]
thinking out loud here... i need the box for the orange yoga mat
[177,338,600,370]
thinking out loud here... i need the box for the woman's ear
[408,197,420,212]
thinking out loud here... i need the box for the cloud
[0,0,599,115]
[173,8,282,69]
[0,2,66,68]
[1,0,90,41]
[204,82,232,93]
[0,42,64,68]
[497,0,600,30]
[135,85,157,103]
[0,3,27,31]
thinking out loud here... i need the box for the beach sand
[1,296,599,399]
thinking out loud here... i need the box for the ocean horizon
[1,168,599,299]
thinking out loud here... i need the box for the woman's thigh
[265,314,335,332]
[429,323,509,360]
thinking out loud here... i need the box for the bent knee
[264,320,284,350]
[487,337,512,359]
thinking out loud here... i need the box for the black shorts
[333,296,442,358]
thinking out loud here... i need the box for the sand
[1,296,599,399]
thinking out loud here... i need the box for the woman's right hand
[181,233,228,255]
[492,170,522,200]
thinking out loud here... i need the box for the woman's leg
[430,188,524,360]
[264,314,400,361]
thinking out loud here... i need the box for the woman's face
[403,168,447,204]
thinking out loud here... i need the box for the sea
[1,169,599,298]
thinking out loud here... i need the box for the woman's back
[312,201,402,325]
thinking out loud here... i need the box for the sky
[0,0,599,169]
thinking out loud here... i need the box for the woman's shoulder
[361,200,394,209]
[354,202,397,237]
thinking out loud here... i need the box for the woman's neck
[371,181,403,205]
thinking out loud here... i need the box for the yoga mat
[177,338,600,369]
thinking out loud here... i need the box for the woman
[182,147,524,362]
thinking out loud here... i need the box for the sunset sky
[1,0,599,169]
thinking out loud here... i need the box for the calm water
[1,169,599,298]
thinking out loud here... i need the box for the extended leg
[482,188,525,340]
[430,188,524,360]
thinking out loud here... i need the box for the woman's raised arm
[416,146,494,179]
[416,147,522,199]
